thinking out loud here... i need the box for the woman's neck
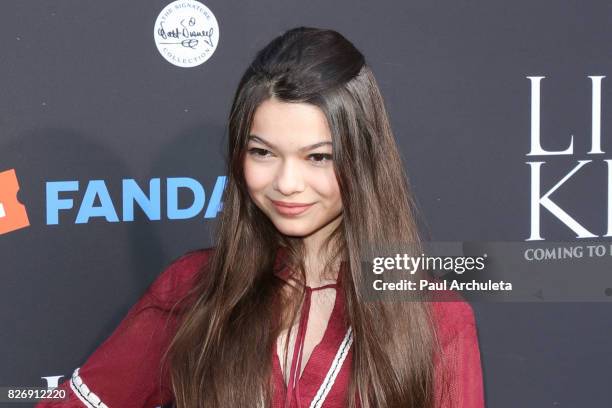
[301,214,342,287]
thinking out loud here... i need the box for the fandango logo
[46,176,226,224]
[0,168,31,234]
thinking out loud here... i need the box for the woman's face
[244,97,343,238]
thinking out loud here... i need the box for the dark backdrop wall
[1,1,610,407]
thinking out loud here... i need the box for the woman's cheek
[244,160,267,192]
[312,168,341,199]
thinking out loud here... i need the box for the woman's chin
[272,221,314,238]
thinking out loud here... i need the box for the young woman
[38,27,484,408]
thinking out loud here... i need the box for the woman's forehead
[250,98,332,148]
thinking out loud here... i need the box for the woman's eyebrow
[248,134,332,152]
[300,141,333,151]
[247,135,275,148]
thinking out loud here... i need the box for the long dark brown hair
[165,26,440,408]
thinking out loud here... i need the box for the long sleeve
[36,248,212,408]
[432,300,485,408]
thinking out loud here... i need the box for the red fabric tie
[283,282,338,408]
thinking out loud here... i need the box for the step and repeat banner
[1,1,611,407]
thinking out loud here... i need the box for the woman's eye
[308,153,333,164]
[247,147,272,158]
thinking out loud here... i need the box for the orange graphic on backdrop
[0,169,30,235]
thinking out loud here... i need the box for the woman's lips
[270,199,314,216]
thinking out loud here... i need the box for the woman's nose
[273,158,305,195]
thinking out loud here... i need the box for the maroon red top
[36,248,484,408]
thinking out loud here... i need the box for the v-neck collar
[272,287,349,407]
[271,246,351,407]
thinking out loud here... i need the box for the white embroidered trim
[68,329,353,408]
[309,327,353,408]
[69,367,109,408]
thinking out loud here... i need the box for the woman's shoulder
[146,246,216,306]
[429,290,477,345]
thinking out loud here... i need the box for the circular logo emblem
[153,0,219,68]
